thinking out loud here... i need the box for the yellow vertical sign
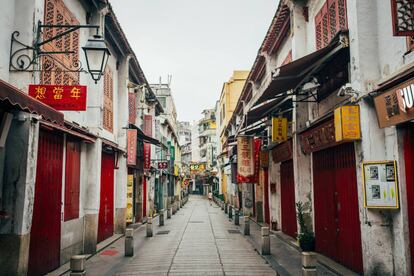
[272,117,288,142]
[335,105,361,142]
[126,175,134,223]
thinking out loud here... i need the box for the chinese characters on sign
[300,119,337,154]
[374,78,414,128]
[143,115,152,170]
[362,161,399,209]
[272,117,288,142]
[334,105,361,142]
[29,85,87,110]
[126,175,134,223]
[237,136,254,183]
[127,130,137,166]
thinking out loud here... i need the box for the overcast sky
[111,0,278,122]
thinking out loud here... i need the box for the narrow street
[69,196,276,276]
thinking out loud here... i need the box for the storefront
[300,118,363,273]
[373,72,414,273]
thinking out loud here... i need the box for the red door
[264,168,270,224]
[313,143,363,273]
[98,152,114,243]
[28,130,63,276]
[404,127,414,273]
[280,160,297,238]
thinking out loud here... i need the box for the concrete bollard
[159,209,165,226]
[221,202,224,210]
[302,252,317,276]
[167,207,172,219]
[224,203,228,214]
[146,217,153,237]
[261,227,270,255]
[228,205,233,220]
[243,216,250,235]
[234,209,240,225]
[70,255,86,276]
[125,228,134,257]
[177,200,180,210]
[172,202,177,214]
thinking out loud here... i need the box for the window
[103,67,113,132]
[391,0,414,36]
[158,97,166,108]
[128,93,136,124]
[315,0,347,50]
[42,0,80,85]
[64,139,81,221]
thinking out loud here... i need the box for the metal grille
[227,229,240,234]
[157,230,170,235]
[392,0,414,36]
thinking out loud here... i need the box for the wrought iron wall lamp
[9,20,110,83]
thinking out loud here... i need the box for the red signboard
[144,143,151,170]
[29,84,87,111]
[300,118,338,154]
[253,138,261,183]
[127,130,137,166]
[237,136,254,183]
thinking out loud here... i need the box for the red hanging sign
[127,130,137,166]
[144,143,151,170]
[28,84,87,111]
[158,161,168,169]
[237,136,254,183]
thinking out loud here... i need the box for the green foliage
[296,201,315,243]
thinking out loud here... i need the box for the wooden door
[28,130,63,276]
[313,143,363,273]
[404,127,414,274]
[280,160,297,238]
[98,152,114,243]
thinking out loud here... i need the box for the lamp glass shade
[82,35,111,83]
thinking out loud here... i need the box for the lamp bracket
[9,21,99,73]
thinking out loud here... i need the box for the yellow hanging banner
[334,105,361,142]
[272,117,288,142]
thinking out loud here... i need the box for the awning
[40,120,96,143]
[254,31,349,105]
[246,97,292,126]
[102,138,126,153]
[128,123,163,148]
[0,79,63,124]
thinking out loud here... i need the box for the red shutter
[391,0,414,36]
[128,93,137,124]
[42,0,79,85]
[315,0,347,50]
[64,138,81,221]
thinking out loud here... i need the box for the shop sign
[126,175,134,223]
[362,161,399,209]
[127,130,137,166]
[260,150,269,168]
[190,163,205,173]
[143,143,151,170]
[144,115,152,136]
[272,117,288,142]
[300,119,337,154]
[174,164,179,176]
[158,161,168,169]
[334,105,361,142]
[237,136,254,183]
[271,140,293,163]
[374,79,414,128]
[28,84,87,111]
[253,138,261,182]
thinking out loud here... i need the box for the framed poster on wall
[362,161,399,209]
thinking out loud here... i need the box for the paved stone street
[76,196,276,276]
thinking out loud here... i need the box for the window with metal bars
[41,0,80,85]
[315,0,348,50]
[103,68,114,132]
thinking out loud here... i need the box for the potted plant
[296,201,315,251]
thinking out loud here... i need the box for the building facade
[221,0,414,274]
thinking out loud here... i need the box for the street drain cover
[227,229,240,234]
[189,221,204,223]
[157,230,170,235]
